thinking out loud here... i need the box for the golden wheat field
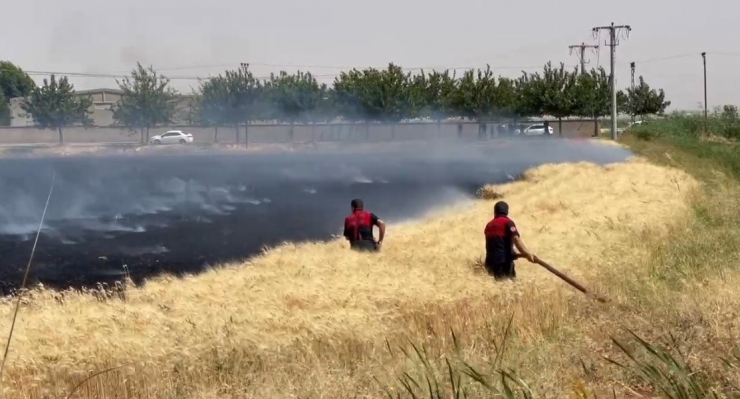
[0,154,711,398]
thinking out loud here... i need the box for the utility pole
[701,52,708,132]
[592,22,632,140]
[239,62,249,148]
[569,42,599,75]
[630,62,636,123]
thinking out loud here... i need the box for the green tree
[0,61,37,126]
[538,62,578,135]
[266,70,327,140]
[347,64,420,138]
[222,63,263,145]
[491,76,520,119]
[111,63,179,144]
[486,75,531,136]
[20,75,93,143]
[512,73,540,122]
[330,67,373,138]
[622,76,671,120]
[718,104,740,139]
[414,69,457,136]
[571,67,611,136]
[448,65,498,138]
[375,64,423,137]
[0,61,36,100]
[335,64,424,139]
[0,91,9,126]
[305,82,333,141]
[195,75,231,142]
[309,85,334,123]
[332,68,365,124]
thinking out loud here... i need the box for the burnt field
[0,139,631,294]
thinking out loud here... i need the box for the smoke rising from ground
[0,138,631,293]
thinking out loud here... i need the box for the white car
[516,124,554,136]
[149,130,193,145]
[618,120,645,133]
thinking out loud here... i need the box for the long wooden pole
[514,254,607,303]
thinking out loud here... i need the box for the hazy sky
[2,0,737,111]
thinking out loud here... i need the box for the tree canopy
[6,59,672,138]
[622,76,672,119]
[195,75,230,128]
[225,64,263,125]
[0,91,9,126]
[188,61,670,138]
[266,70,327,122]
[414,69,457,122]
[0,61,36,100]
[571,67,612,120]
[20,75,92,143]
[448,65,499,124]
[111,62,179,143]
[0,61,37,126]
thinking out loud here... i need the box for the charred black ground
[0,139,631,294]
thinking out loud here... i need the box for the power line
[157,61,552,72]
[627,53,695,64]
[21,63,581,82]
[17,51,715,86]
[21,70,338,81]
[703,51,740,57]
[9,49,726,83]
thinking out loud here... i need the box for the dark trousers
[485,261,516,280]
[350,240,378,252]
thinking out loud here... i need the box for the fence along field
[0,119,600,145]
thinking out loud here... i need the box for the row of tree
[1,60,671,143]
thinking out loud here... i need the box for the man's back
[484,215,519,264]
[343,198,386,252]
[344,210,379,243]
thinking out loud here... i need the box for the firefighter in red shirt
[483,201,536,280]
[343,199,386,251]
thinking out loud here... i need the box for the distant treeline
[1,60,670,143]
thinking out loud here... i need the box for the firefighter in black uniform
[343,199,386,251]
[483,201,536,280]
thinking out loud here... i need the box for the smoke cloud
[0,137,631,293]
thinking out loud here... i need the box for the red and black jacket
[344,210,379,243]
[483,215,520,264]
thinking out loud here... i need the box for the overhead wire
[21,63,580,82]
[627,53,696,64]
[19,51,714,84]
[704,51,740,57]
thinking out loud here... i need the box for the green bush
[627,109,740,180]
[631,107,740,141]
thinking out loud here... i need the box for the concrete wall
[8,89,123,127]
[6,89,197,128]
[0,119,600,145]
[8,98,33,127]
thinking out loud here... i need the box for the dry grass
[2,152,740,398]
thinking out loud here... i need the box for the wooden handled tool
[514,254,608,303]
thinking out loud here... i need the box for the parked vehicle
[617,120,646,134]
[149,130,194,145]
[515,123,554,136]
